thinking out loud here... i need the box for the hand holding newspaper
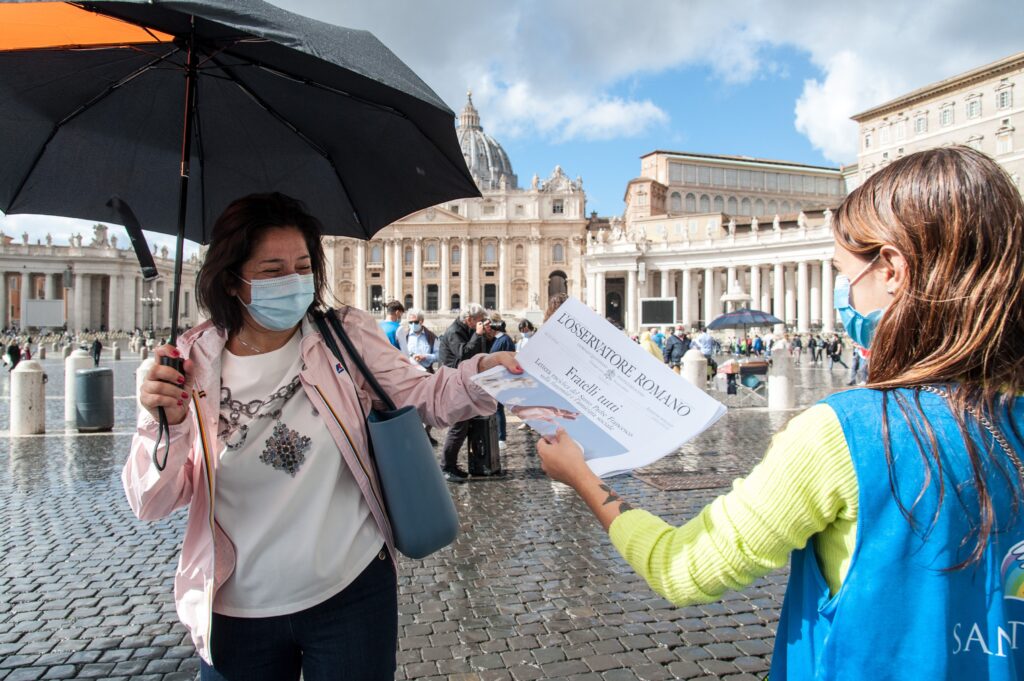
[472,298,726,477]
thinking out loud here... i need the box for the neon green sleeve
[608,403,858,605]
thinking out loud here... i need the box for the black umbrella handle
[152,355,185,471]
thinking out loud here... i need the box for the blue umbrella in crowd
[707,307,784,331]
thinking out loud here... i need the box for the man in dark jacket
[663,325,689,374]
[438,304,491,481]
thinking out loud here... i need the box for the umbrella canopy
[707,307,783,331]
[0,0,480,243]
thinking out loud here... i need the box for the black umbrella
[0,0,481,345]
[707,307,784,330]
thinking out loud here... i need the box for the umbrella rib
[209,55,369,235]
[4,47,180,213]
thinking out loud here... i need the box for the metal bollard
[11,360,46,435]
[113,342,121,360]
[75,368,114,432]
[768,341,795,410]
[681,348,708,391]
[64,349,93,423]
[37,345,46,360]
[136,357,157,416]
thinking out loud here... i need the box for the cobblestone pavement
[1,353,850,680]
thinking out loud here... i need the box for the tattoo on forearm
[599,484,633,513]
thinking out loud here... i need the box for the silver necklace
[218,376,303,450]
[234,334,264,354]
[918,385,1023,477]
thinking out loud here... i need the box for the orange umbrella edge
[0,3,173,51]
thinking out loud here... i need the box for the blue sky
[3,0,1022,252]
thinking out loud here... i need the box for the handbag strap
[315,309,398,412]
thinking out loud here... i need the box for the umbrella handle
[152,356,185,471]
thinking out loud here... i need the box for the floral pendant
[260,422,311,477]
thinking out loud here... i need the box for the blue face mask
[833,255,885,349]
[409,322,422,334]
[237,273,314,331]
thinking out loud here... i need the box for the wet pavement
[1,353,851,680]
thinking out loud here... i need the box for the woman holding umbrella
[125,193,520,679]
[536,147,1024,679]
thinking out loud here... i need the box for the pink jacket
[122,308,496,664]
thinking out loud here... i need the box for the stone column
[660,269,673,298]
[20,271,30,327]
[810,262,821,328]
[459,237,469,308]
[382,239,393,301]
[73,273,88,331]
[439,237,450,313]
[821,258,835,332]
[412,237,423,310]
[681,269,693,327]
[393,238,404,303]
[703,267,715,325]
[773,263,785,322]
[797,261,809,333]
[760,266,772,313]
[626,266,638,333]
[0,272,7,327]
[594,271,606,318]
[750,265,761,312]
[586,270,597,309]
[727,266,737,291]
[471,239,481,306]
[528,236,541,309]
[355,242,367,309]
[45,272,57,300]
[108,275,121,332]
[785,266,796,327]
[497,237,508,312]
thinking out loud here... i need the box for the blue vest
[772,388,1024,680]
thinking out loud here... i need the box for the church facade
[325,94,588,320]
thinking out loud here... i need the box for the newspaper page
[472,298,726,477]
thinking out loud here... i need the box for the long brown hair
[834,146,1024,567]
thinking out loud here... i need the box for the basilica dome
[457,91,518,191]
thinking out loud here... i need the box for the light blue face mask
[833,255,885,349]
[237,272,314,331]
[409,322,422,334]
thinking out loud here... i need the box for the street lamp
[140,287,162,340]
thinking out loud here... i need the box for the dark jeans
[496,405,506,442]
[442,418,472,469]
[200,549,396,681]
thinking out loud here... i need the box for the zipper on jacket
[191,391,216,664]
[312,384,393,540]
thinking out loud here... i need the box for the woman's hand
[479,351,523,374]
[140,345,196,426]
[536,428,590,487]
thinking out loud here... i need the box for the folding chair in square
[736,364,768,406]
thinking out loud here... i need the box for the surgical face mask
[236,272,314,331]
[522,331,533,338]
[409,322,422,333]
[675,330,684,337]
[833,255,885,349]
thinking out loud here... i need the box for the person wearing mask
[488,319,516,448]
[438,304,492,481]
[377,299,404,349]
[536,147,1024,679]
[516,319,536,352]
[397,308,441,445]
[663,326,688,374]
[125,193,517,679]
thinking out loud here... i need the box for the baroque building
[326,93,588,318]
[0,224,200,332]
[586,151,846,334]
[849,50,1023,190]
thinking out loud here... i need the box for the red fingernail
[181,392,188,399]
[177,376,185,384]
[173,349,180,357]
[177,399,183,406]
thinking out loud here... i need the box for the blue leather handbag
[313,309,459,559]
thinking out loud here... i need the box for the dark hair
[490,320,506,333]
[196,193,328,335]
[385,300,405,315]
[518,319,535,333]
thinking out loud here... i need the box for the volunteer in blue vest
[536,146,1024,680]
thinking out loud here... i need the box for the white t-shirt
[214,331,384,617]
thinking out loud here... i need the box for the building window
[484,243,496,263]
[635,192,647,208]
[765,172,778,192]
[915,115,928,134]
[880,125,890,144]
[767,200,777,215]
[342,247,352,267]
[781,201,791,213]
[803,176,815,193]
[740,198,751,215]
[863,132,872,149]
[669,162,683,183]
[698,166,711,185]
[699,195,710,212]
[552,243,565,263]
[483,284,497,310]
[940,105,954,127]
[778,174,791,192]
[684,164,697,183]
[450,204,459,214]
[894,120,906,140]
[426,285,438,311]
[815,177,827,194]
[515,204,524,216]
[713,195,724,213]
[450,293,461,311]
[751,171,764,190]
[966,135,983,151]
[514,244,525,264]
[450,246,460,266]
[726,196,738,214]
[184,291,190,317]
[738,170,751,189]
[685,193,696,212]
[404,246,413,265]
[425,243,438,263]
[725,169,737,187]
[712,167,725,186]
[967,97,982,119]
[753,199,765,216]
[997,133,1013,155]
[998,88,1013,110]
[370,244,382,264]
[482,204,496,215]
[670,192,682,213]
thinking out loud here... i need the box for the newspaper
[472,298,727,477]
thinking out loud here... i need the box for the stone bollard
[768,341,795,410]
[681,348,708,391]
[51,342,58,352]
[136,357,157,416]
[37,345,46,360]
[139,346,148,360]
[113,342,121,360]
[11,360,46,435]
[64,349,93,424]
[62,344,72,359]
